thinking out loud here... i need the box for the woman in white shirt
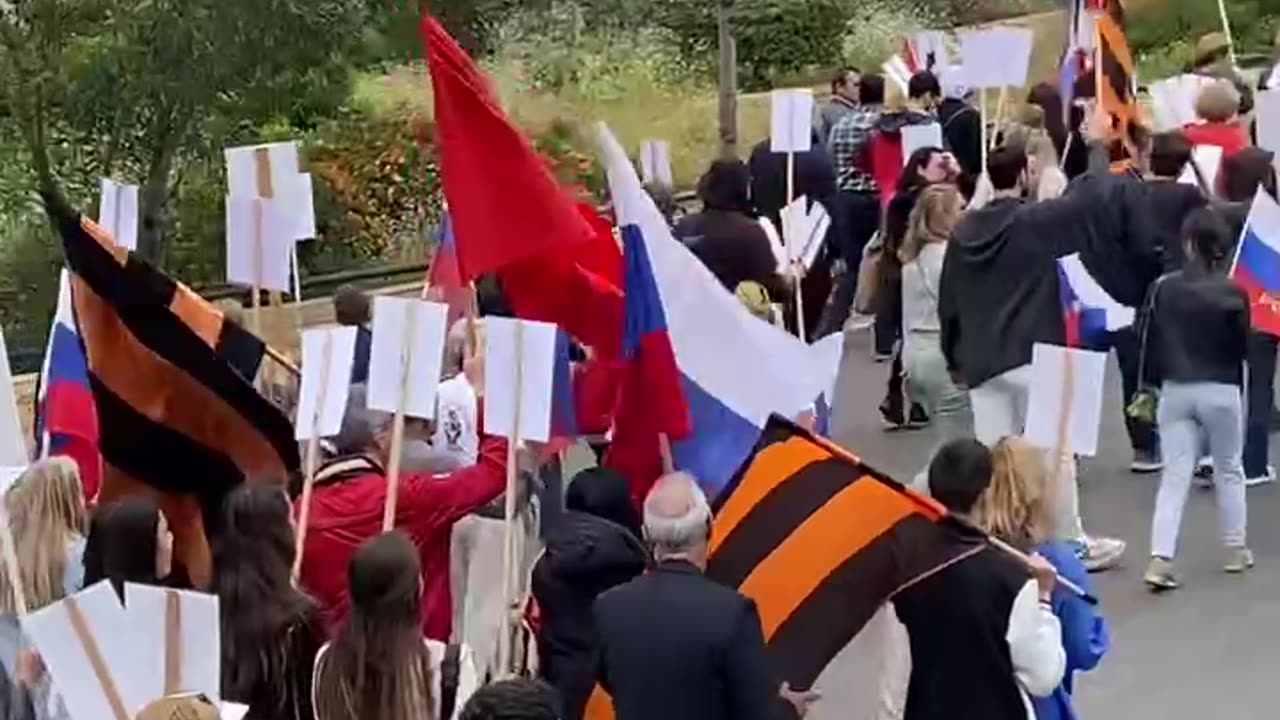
[901,184,973,486]
[314,532,478,720]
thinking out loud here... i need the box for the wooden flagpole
[497,320,525,677]
[250,198,263,340]
[382,303,418,531]
[292,332,334,581]
[163,590,181,696]
[786,151,807,343]
[979,89,989,171]
[990,86,1009,151]
[1216,0,1238,69]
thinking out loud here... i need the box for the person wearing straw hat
[1191,31,1253,116]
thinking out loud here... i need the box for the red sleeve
[398,410,509,530]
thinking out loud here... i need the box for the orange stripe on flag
[80,217,129,265]
[1096,16,1133,73]
[742,476,915,639]
[169,286,226,349]
[710,436,831,555]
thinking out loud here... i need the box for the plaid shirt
[829,105,882,193]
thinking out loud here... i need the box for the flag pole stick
[498,320,526,678]
[786,150,807,343]
[990,86,1009,152]
[985,534,1096,604]
[1216,0,1238,68]
[382,304,417,531]
[979,88,989,171]
[292,333,334,582]
[251,199,263,340]
[264,344,301,377]
[658,433,674,474]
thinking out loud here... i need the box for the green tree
[0,0,365,267]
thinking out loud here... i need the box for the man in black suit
[593,472,817,720]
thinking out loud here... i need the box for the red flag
[421,14,594,281]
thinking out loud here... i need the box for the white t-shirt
[432,374,479,467]
[312,640,479,720]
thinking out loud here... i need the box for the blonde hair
[1195,80,1241,123]
[974,437,1049,549]
[899,184,962,263]
[0,458,87,612]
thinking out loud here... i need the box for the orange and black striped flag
[45,192,300,587]
[585,416,984,718]
[706,416,983,688]
[1093,0,1138,151]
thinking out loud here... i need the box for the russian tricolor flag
[427,213,471,325]
[1057,252,1134,349]
[34,270,101,500]
[599,125,829,499]
[1231,188,1280,337]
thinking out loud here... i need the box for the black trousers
[816,191,880,337]
[1114,327,1158,455]
[1244,332,1278,478]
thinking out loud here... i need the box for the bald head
[643,472,712,564]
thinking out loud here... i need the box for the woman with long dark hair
[82,496,172,598]
[215,486,323,720]
[314,532,477,720]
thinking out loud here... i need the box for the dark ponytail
[1182,208,1235,271]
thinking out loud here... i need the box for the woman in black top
[1144,208,1252,591]
[215,486,323,720]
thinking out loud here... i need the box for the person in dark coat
[594,473,816,720]
[747,132,838,338]
[531,469,647,720]
[674,160,790,302]
[938,82,981,189]
[333,285,373,384]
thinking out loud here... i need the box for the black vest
[893,544,1032,720]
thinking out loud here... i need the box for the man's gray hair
[643,471,712,557]
[331,384,393,455]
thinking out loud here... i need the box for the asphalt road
[813,328,1280,720]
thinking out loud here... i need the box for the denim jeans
[816,191,880,338]
[1151,381,1247,558]
[1243,332,1277,478]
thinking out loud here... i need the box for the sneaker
[873,351,893,363]
[1224,547,1255,574]
[906,404,931,429]
[1129,451,1163,474]
[1195,456,1213,477]
[1245,466,1276,487]
[844,313,875,332]
[1144,557,1180,591]
[879,403,907,431]
[1078,536,1126,573]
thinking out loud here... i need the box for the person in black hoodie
[1143,209,1252,590]
[1114,131,1209,474]
[531,468,647,720]
[939,140,1133,572]
[938,79,981,189]
[675,159,790,303]
[1218,147,1279,487]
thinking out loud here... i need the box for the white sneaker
[1245,466,1276,487]
[1079,536,1126,573]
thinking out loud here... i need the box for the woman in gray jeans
[1144,208,1252,591]
[900,183,973,486]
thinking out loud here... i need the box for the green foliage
[1130,0,1280,59]
[0,218,61,373]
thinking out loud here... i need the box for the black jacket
[748,137,838,230]
[675,210,789,300]
[938,98,981,179]
[594,560,787,720]
[532,512,646,720]
[940,174,1148,386]
[1138,180,1208,273]
[1148,264,1250,387]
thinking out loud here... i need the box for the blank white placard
[295,326,358,441]
[1178,144,1224,190]
[0,330,27,467]
[1024,343,1108,457]
[225,196,292,292]
[368,297,448,419]
[902,123,944,166]
[483,317,558,443]
[781,196,831,271]
[225,142,301,200]
[770,89,815,153]
[960,27,1033,88]
[639,140,673,187]
[913,31,950,74]
[124,584,220,703]
[275,173,316,242]
[1256,90,1280,161]
[97,179,139,252]
[22,581,150,720]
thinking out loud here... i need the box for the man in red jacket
[296,355,508,641]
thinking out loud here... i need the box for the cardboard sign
[124,584,220,702]
[1024,343,1108,457]
[781,196,831,271]
[225,141,316,242]
[225,196,292,292]
[960,27,1033,88]
[295,326,358,441]
[483,317,558,443]
[368,297,449,420]
[902,123,944,166]
[97,179,139,252]
[639,139,674,187]
[0,330,27,467]
[770,89,815,153]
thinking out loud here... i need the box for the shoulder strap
[1135,273,1172,389]
[439,644,462,720]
